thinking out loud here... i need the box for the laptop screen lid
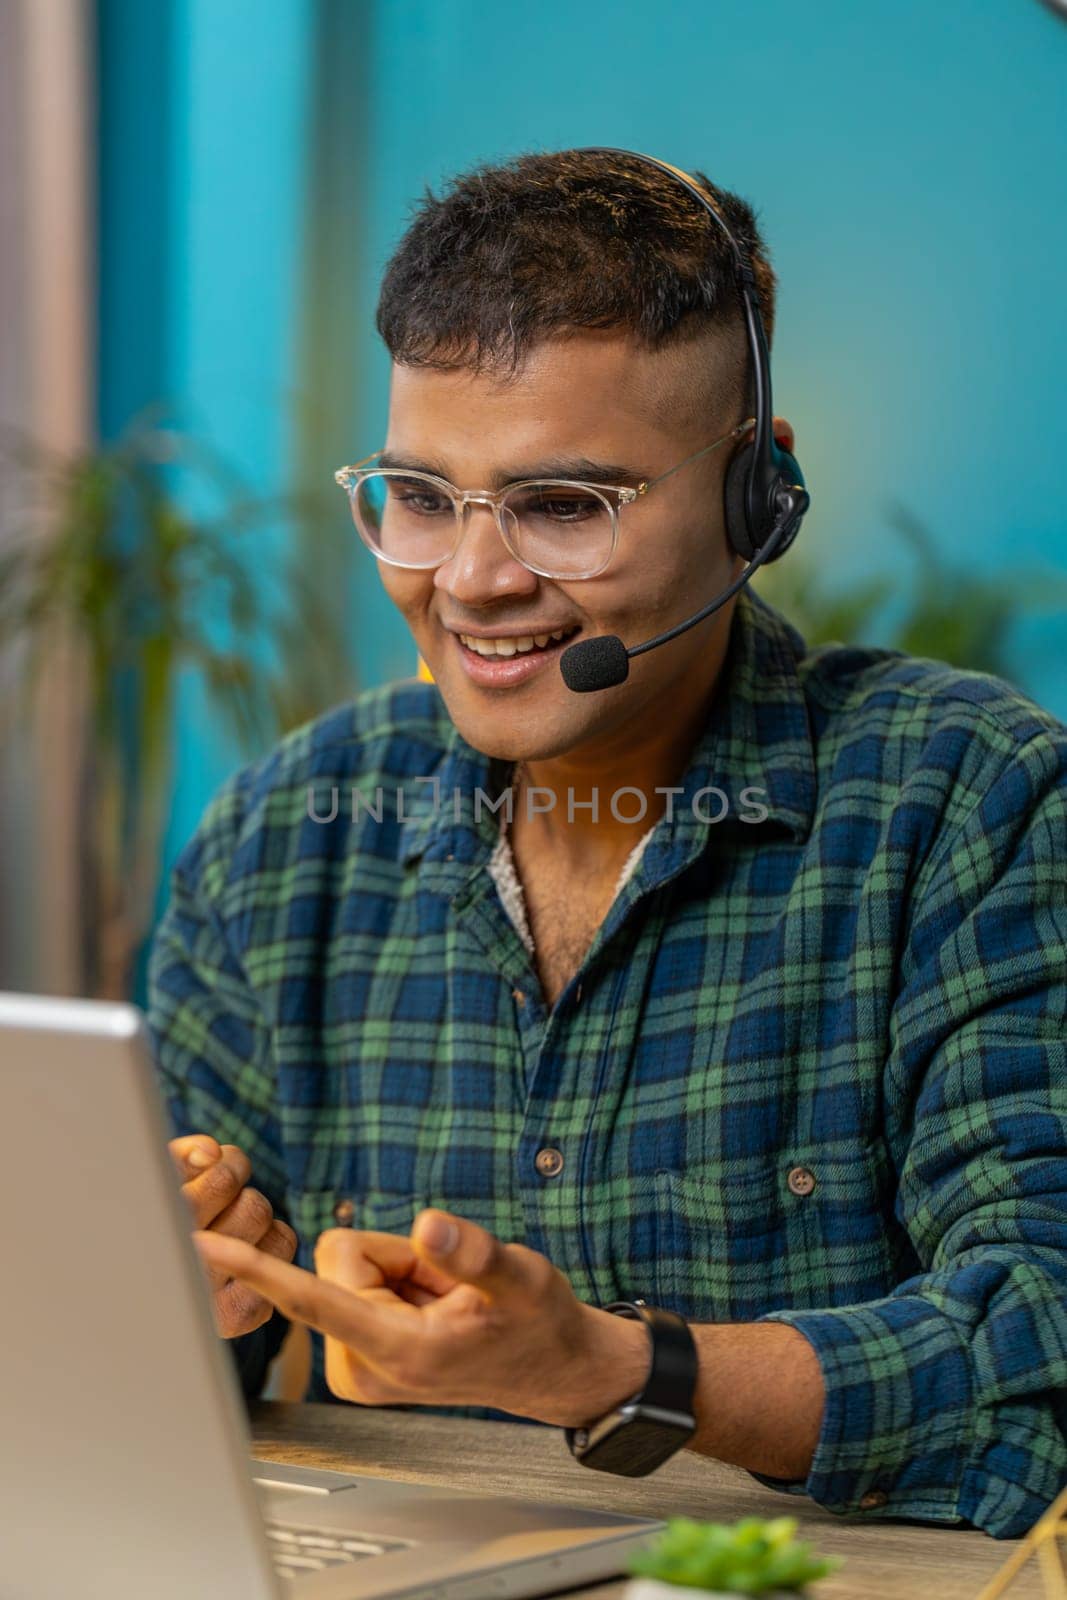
[0,990,281,1600]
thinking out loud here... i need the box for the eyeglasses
[333,418,751,581]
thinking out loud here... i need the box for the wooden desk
[249,1403,1040,1600]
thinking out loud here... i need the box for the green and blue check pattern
[147,588,1067,1538]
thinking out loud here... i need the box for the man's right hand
[169,1135,298,1338]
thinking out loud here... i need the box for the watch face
[578,1411,695,1477]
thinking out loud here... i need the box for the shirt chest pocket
[650,1144,903,1321]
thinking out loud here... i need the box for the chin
[471,726,597,767]
[445,709,530,762]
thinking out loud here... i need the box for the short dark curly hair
[376,148,777,422]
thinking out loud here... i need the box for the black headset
[559,148,811,693]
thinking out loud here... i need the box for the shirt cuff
[755,1296,973,1528]
[755,1291,1067,1539]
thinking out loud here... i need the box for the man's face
[376,330,752,764]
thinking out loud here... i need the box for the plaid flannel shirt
[146,588,1067,1538]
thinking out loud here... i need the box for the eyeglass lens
[351,472,615,579]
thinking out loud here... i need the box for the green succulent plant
[627,1515,841,1596]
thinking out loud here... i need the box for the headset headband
[571,146,776,549]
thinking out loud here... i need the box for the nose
[432,499,540,607]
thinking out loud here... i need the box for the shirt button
[511,987,526,1007]
[332,1198,355,1225]
[859,1489,888,1510]
[534,1147,565,1178]
[786,1165,817,1197]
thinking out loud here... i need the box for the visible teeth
[460,626,575,658]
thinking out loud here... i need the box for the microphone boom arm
[625,487,809,661]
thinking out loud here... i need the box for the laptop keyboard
[266,1522,406,1581]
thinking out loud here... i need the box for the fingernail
[419,1215,459,1254]
[186,1146,214,1170]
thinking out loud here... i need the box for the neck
[509,616,734,872]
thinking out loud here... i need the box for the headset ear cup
[724,443,807,564]
[767,447,806,562]
[723,442,757,561]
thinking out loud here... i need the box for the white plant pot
[623,1580,799,1600]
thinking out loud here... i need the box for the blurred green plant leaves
[0,411,357,996]
[755,501,1067,682]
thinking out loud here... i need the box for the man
[148,149,1067,1539]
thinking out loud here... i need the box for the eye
[388,479,452,516]
[510,485,608,525]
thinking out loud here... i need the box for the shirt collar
[399,586,817,870]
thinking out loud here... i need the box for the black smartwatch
[564,1300,698,1476]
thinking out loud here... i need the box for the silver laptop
[0,991,663,1600]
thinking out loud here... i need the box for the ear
[738,415,795,454]
[773,417,795,454]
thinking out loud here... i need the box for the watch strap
[602,1301,697,1413]
[564,1299,697,1460]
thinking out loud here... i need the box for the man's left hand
[193,1209,648,1426]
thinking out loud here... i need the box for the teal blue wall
[97,0,316,997]
[97,0,1067,945]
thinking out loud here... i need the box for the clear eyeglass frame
[333,416,752,582]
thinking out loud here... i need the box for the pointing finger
[192,1232,406,1360]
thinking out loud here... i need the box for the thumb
[315,1227,417,1292]
[410,1209,522,1301]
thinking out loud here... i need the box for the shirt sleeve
[146,775,291,1400]
[757,724,1067,1539]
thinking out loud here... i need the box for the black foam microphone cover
[559,633,630,692]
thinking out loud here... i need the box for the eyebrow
[375,451,648,489]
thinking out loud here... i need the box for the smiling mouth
[456,624,581,659]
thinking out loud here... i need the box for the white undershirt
[486,790,658,957]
